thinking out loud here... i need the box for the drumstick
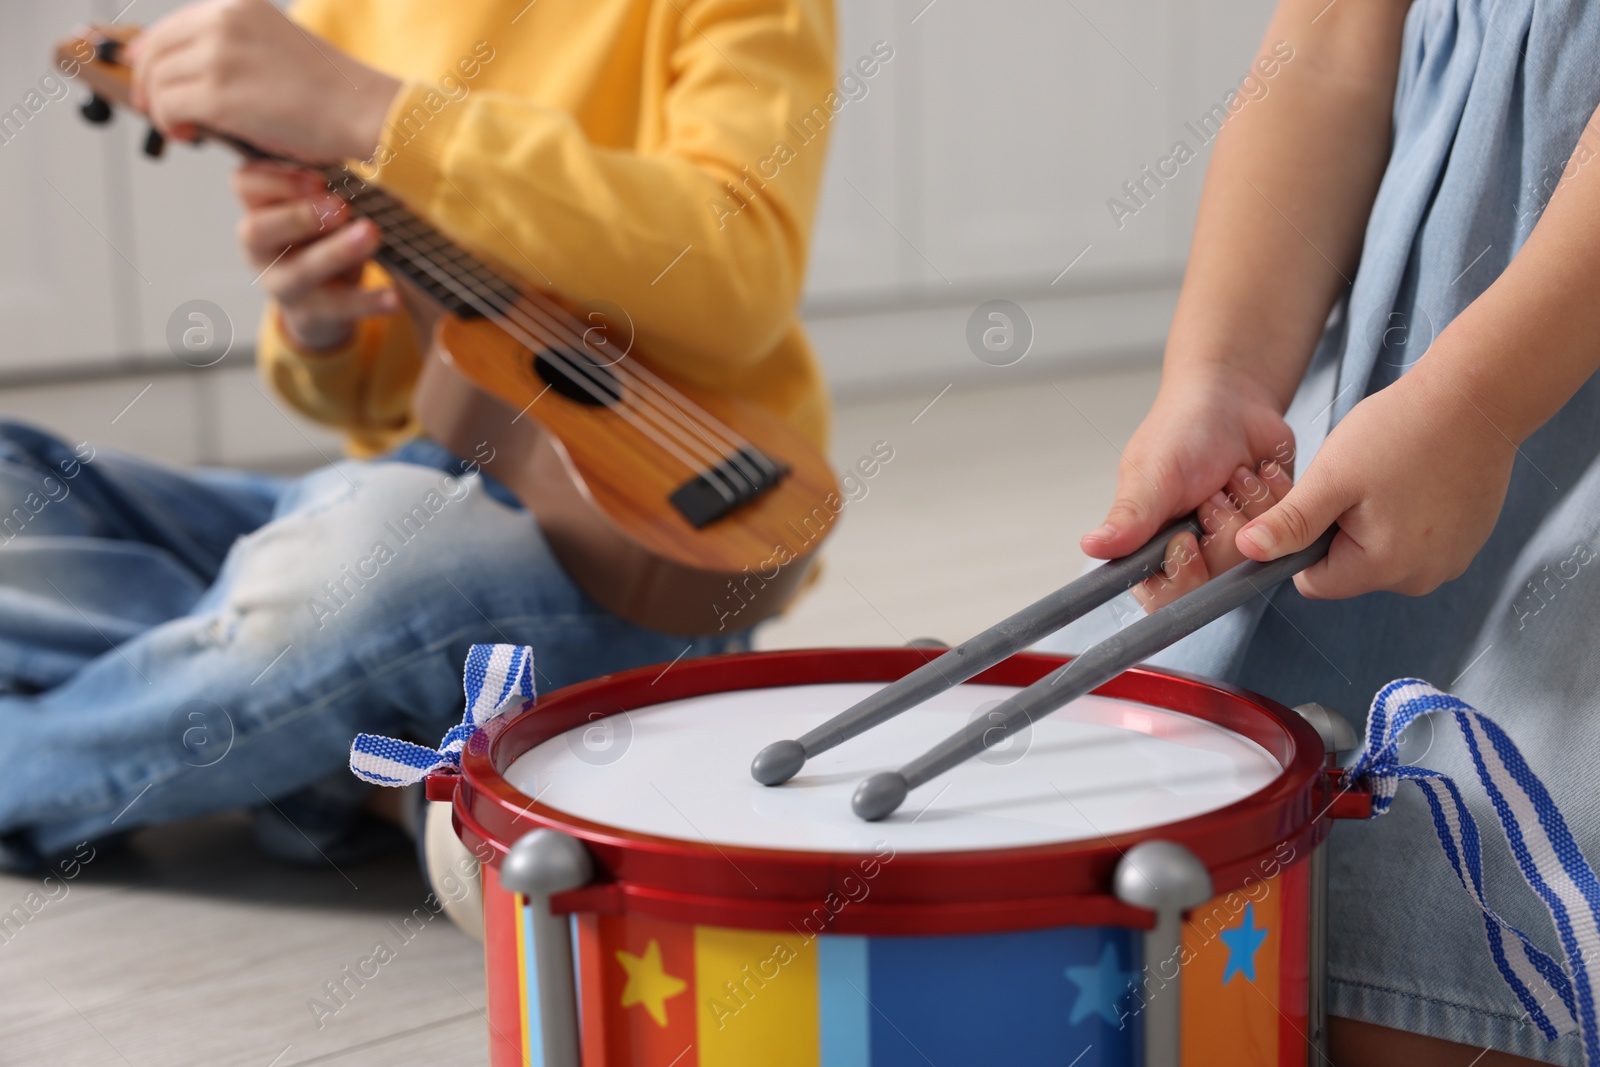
[749,515,1206,786]
[850,526,1338,821]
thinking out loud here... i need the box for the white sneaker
[421,798,485,941]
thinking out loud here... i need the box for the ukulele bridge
[671,449,789,528]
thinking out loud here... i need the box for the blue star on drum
[1220,903,1270,983]
[1065,942,1138,1026]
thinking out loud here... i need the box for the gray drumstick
[750,515,1206,786]
[851,526,1338,821]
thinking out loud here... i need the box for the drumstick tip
[751,739,807,785]
[852,772,908,821]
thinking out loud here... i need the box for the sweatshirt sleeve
[366,0,837,384]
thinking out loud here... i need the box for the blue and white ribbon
[349,643,536,787]
[1347,679,1600,1059]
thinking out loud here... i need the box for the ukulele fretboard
[321,168,521,319]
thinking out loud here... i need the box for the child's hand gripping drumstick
[1082,363,1519,610]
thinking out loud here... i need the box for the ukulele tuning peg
[143,127,166,159]
[79,93,113,125]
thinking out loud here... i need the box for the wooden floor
[760,362,1160,649]
[0,362,1159,1067]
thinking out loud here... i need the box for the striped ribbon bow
[1345,679,1600,1059]
[349,644,536,787]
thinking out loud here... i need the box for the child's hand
[1081,367,1298,610]
[128,0,399,163]
[233,162,398,351]
[1236,366,1519,600]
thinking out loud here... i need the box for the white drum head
[504,681,1280,854]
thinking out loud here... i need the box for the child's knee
[217,462,502,642]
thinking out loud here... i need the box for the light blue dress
[1043,0,1600,1060]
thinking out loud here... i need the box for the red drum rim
[452,648,1334,936]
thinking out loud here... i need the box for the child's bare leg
[1330,1017,1548,1067]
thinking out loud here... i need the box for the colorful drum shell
[450,648,1347,1067]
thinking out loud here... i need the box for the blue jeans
[0,422,742,860]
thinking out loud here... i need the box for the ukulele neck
[318,167,520,320]
[207,117,517,320]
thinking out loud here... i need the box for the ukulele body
[414,309,838,636]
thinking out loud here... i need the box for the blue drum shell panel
[819,925,1141,1067]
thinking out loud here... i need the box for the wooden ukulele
[58,25,840,637]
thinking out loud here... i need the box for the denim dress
[1042,0,1600,1060]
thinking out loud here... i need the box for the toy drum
[444,648,1369,1067]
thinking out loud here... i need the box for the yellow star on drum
[615,939,687,1027]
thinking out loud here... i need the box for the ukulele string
[390,209,769,485]
[352,193,761,495]
[373,222,746,500]
[374,223,766,498]
[484,263,782,483]
[506,289,773,487]
[497,280,765,485]
[374,225,747,498]
[319,173,715,461]
[472,275,771,490]
[325,169,772,489]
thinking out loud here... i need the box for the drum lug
[1113,841,1212,1067]
[501,830,593,1067]
[1292,702,1359,764]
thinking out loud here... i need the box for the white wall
[0,0,1276,464]
[803,0,1278,390]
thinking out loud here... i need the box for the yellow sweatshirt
[260,0,836,457]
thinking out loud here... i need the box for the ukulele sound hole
[532,348,623,406]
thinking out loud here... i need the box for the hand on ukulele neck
[87,0,401,167]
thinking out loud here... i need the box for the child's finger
[233,162,324,209]
[1226,465,1279,520]
[1082,471,1184,561]
[1135,531,1209,612]
[1083,494,1164,560]
[258,220,382,302]
[1292,528,1371,600]
[295,284,402,326]
[1258,453,1294,492]
[1237,464,1352,562]
[1191,490,1251,579]
[238,198,349,264]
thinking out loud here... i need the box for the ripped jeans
[0,422,739,858]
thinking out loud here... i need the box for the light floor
[0,363,1160,1067]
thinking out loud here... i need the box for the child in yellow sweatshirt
[0,0,834,871]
